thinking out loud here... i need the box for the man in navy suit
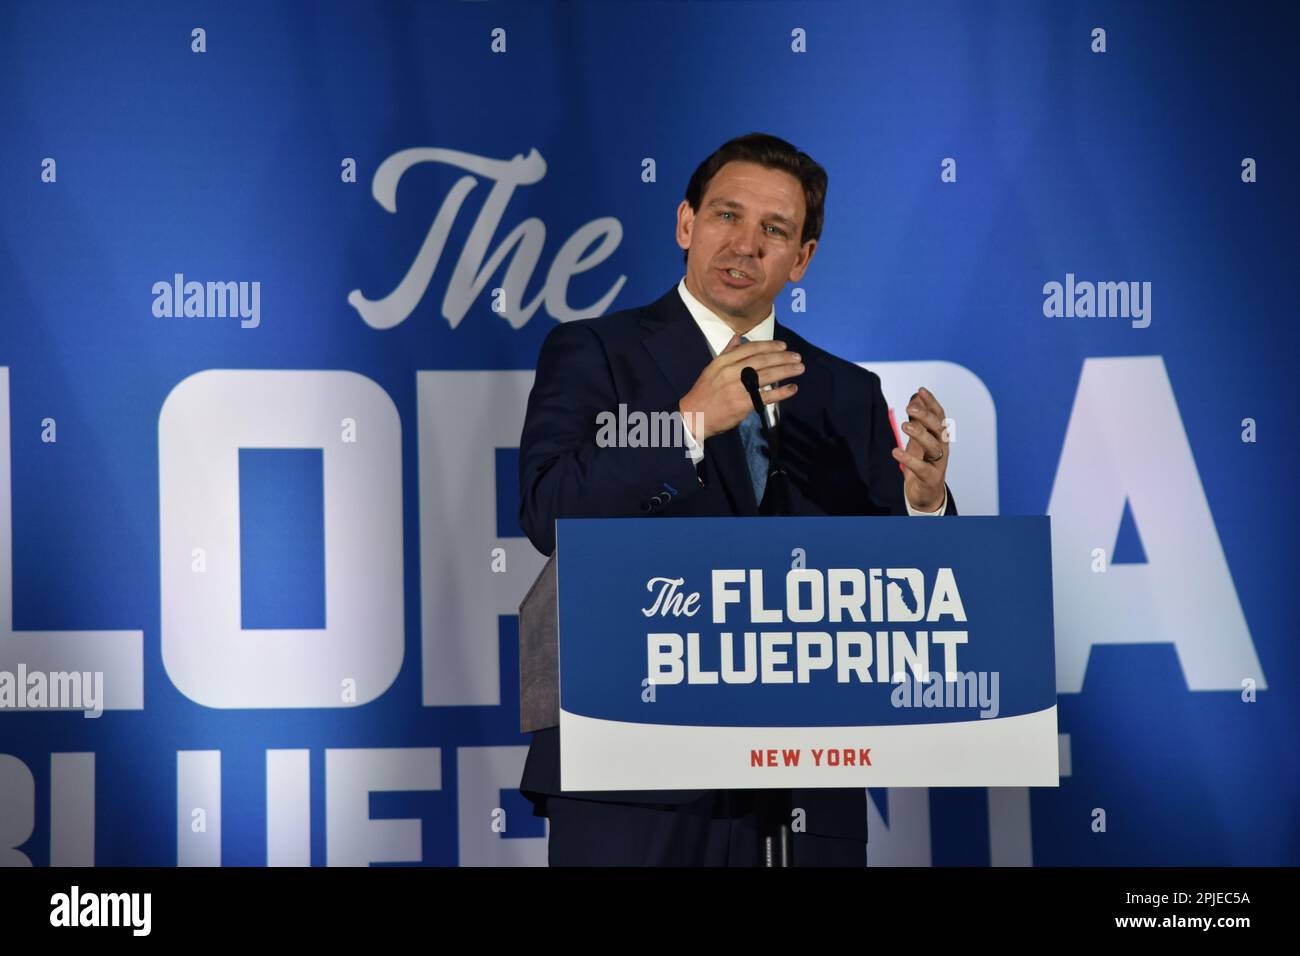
[517,132,957,866]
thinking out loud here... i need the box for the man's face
[677,160,817,329]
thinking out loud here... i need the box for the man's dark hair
[682,132,828,266]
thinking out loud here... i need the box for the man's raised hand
[891,386,950,512]
[678,334,804,442]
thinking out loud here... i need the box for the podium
[520,515,1059,795]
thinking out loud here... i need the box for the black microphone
[740,365,764,416]
[740,366,793,866]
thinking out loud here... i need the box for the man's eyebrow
[704,197,797,229]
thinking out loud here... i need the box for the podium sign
[555,516,1059,790]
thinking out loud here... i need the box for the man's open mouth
[719,267,756,287]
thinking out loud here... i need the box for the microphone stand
[741,366,793,867]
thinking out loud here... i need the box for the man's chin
[707,278,756,306]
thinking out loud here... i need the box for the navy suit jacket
[516,283,957,842]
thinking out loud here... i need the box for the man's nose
[731,225,765,257]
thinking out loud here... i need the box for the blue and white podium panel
[557,516,1058,790]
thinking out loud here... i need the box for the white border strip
[560,706,1060,789]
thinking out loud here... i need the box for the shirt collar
[677,276,776,358]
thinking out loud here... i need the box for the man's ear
[789,239,817,281]
[675,199,694,252]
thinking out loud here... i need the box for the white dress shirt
[675,276,946,516]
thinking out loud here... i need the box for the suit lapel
[768,320,834,514]
[639,285,758,515]
[771,319,830,437]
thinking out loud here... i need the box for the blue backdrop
[0,0,1296,866]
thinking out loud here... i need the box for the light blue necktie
[736,335,769,506]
